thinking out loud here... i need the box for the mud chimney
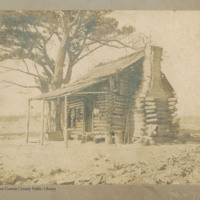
[132,45,179,139]
[152,46,162,84]
[148,46,171,100]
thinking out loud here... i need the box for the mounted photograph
[0,10,200,185]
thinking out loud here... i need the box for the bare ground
[0,136,200,185]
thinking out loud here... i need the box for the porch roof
[30,51,144,100]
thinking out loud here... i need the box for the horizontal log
[120,90,130,94]
[75,122,83,126]
[156,108,169,112]
[145,97,155,101]
[111,115,124,120]
[111,117,125,123]
[146,113,157,118]
[75,123,83,127]
[111,128,125,132]
[145,101,156,106]
[68,104,84,109]
[168,102,177,106]
[93,128,107,132]
[68,102,84,106]
[95,98,107,102]
[135,100,144,104]
[114,101,126,106]
[145,110,156,114]
[156,111,170,116]
[171,113,178,117]
[112,108,125,113]
[93,119,107,123]
[120,85,129,91]
[111,121,124,126]
[120,92,129,96]
[114,106,125,111]
[111,124,125,128]
[96,97,107,101]
[135,100,145,105]
[94,116,107,121]
[93,124,107,128]
[94,116,107,120]
[146,118,158,123]
[71,131,83,135]
[95,103,108,107]
[145,105,157,110]
[71,126,83,130]
[113,98,126,103]
[168,97,177,102]
[93,118,107,122]
[168,106,177,110]
[114,102,126,107]
[112,112,124,116]
[93,126,107,130]
[135,101,144,105]
[93,132,107,135]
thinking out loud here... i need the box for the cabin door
[84,98,93,132]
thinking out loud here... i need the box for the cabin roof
[31,51,145,100]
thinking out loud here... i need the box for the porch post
[26,99,31,143]
[64,95,68,148]
[82,97,85,137]
[48,100,51,132]
[41,99,45,145]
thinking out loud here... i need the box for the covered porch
[26,91,110,148]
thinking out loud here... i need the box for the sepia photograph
[0,10,200,186]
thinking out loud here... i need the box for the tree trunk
[51,34,68,90]
[49,34,75,131]
[63,62,73,84]
[40,79,49,93]
[51,99,62,132]
[50,34,69,131]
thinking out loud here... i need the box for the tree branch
[68,11,82,29]
[33,62,40,77]
[22,59,30,73]
[0,47,13,53]
[0,65,39,78]
[74,44,104,65]
[0,69,12,73]
[0,80,39,89]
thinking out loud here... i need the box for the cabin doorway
[84,98,93,132]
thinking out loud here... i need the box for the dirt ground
[0,135,200,185]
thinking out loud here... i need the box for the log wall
[92,94,108,135]
[67,96,84,136]
[110,94,127,132]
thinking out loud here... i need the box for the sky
[0,11,200,117]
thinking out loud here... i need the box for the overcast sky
[0,11,200,116]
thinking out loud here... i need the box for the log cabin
[27,45,179,146]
